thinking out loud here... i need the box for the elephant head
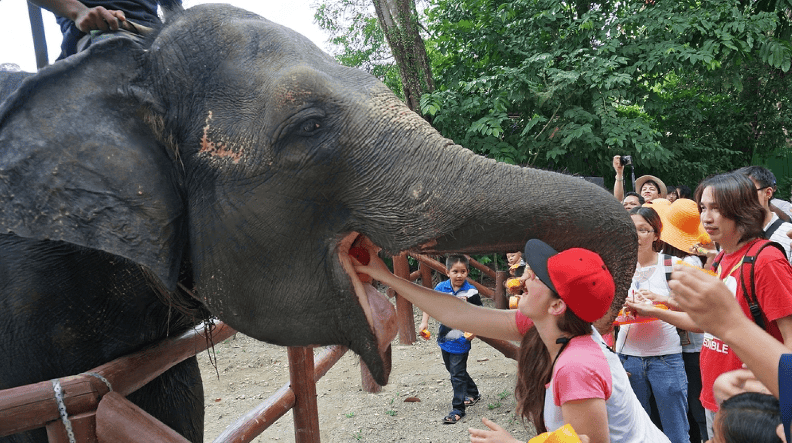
[0,4,636,385]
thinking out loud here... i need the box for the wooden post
[495,270,508,310]
[392,253,416,345]
[420,262,433,290]
[288,347,320,443]
[214,346,347,443]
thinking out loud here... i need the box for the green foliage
[313,0,791,187]
[421,0,792,186]
[314,0,405,98]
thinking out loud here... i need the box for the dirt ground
[197,296,537,443]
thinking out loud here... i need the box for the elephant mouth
[337,232,398,373]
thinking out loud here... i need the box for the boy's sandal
[442,410,465,424]
[464,395,481,406]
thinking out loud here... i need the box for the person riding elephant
[0,3,638,441]
[28,0,177,59]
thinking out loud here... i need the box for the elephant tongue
[364,282,397,353]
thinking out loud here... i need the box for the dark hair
[629,206,664,252]
[676,185,692,199]
[514,292,592,433]
[738,166,777,190]
[640,180,661,193]
[445,254,469,271]
[694,172,765,244]
[624,192,645,205]
[716,392,781,443]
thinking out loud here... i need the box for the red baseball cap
[524,239,615,322]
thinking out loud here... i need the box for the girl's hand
[468,418,520,443]
[624,298,658,317]
[350,238,391,281]
[637,289,680,310]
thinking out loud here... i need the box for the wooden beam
[95,392,189,442]
[213,345,347,443]
[0,322,236,438]
[289,347,320,443]
[409,253,494,298]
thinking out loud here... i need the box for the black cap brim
[524,239,559,294]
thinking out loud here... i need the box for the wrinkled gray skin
[0,71,31,105]
[0,4,636,441]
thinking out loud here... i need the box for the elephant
[0,70,31,105]
[0,3,637,442]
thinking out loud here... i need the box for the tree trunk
[372,0,434,114]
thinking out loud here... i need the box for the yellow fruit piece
[528,424,581,443]
[509,295,520,309]
[463,332,473,340]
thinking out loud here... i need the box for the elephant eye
[299,119,321,135]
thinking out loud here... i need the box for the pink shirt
[549,334,612,405]
[515,310,533,335]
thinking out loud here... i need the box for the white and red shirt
[700,240,792,411]
[515,313,669,442]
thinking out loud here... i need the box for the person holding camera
[613,155,667,204]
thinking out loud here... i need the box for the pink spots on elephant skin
[200,111,243,163]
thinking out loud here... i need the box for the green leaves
[314,0,791,186]
[420,0,791,184]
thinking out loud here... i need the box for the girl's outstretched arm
[353,241,523,342]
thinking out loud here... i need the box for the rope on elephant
[51,379,77,443]
[74,20,153,54]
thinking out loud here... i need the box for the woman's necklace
[633,260,657,285]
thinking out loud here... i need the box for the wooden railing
[390,253,518,359]
[0,254,517,443]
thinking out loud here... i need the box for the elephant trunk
[359,131,636,325]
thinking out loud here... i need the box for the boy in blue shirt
[419,254,483,424]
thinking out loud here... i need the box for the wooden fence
[0,254,517,442]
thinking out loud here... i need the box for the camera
[620,155,632,166]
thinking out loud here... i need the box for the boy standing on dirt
[419,254,482,424]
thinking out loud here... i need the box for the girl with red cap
[354,238,669,443]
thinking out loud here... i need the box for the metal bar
[26,3,49,69]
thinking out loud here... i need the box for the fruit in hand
[349,247,370,265]
[349,246,372,283]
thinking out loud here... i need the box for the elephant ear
[0,38,185,290]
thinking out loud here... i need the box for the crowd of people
[352,161,792,443]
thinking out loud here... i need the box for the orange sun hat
[659,198,711,251]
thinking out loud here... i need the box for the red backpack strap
[739,239,786,330]
[711,249,726,275]
[662,254,674,285]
